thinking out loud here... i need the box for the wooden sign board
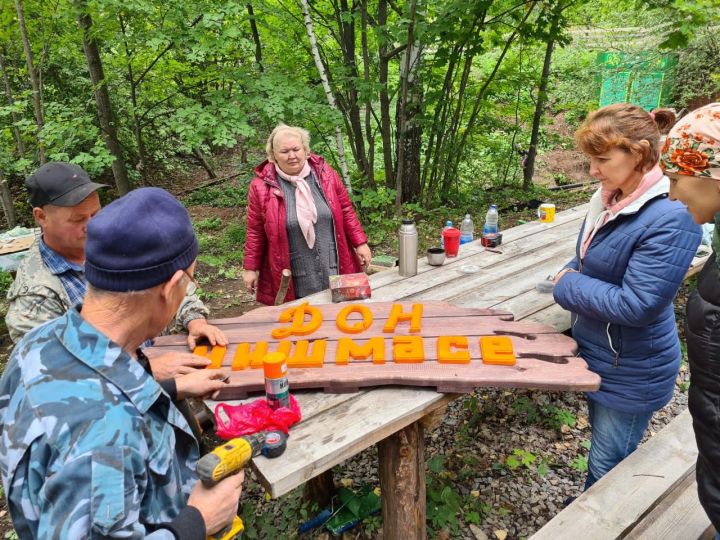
[151,301,600,399]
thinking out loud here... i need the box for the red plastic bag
[214,395,302,439]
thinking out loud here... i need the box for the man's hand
[187,318,228,350]
[188,470,245,535]
[355,243,372,271]
[175,369,230,400]
[148,352,211,380]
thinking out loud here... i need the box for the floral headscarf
[660,103,720,179]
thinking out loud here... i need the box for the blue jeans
[584,400,654,491]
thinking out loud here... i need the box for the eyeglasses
[183,271,198,296]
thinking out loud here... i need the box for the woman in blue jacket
[553,104,701,490]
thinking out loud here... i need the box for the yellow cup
[538,203,556,223]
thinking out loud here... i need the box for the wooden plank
[627,472,712,540]
[208,355,598,399]
[250,388,454,498]
[207,390,361,424]
[373,221,583,302]
[530,409,698,540]
[521,303,571,332]
[405,230,578,302]
[289,205,587,307]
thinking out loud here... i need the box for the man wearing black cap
[5,163,227,378]
[0,187,242,539]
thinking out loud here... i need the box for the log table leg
[303,469,335,509]
[378,419,426,540]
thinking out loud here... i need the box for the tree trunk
[335,0,372,187]
[360,0,375,186]
[119,14,147,184]
[78,8,131,195]
[0,48,26,158]
[378,421,426,540]
[193,147,217,179]
[246,2,264,72]
[300,0,352,193]
[524,25,557,189]
[394,0,420,212]
[378,0,395,190]
[0,169,16,229]
[15,0,45,164]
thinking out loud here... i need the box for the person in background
[0,187,241,538]
[651,107,677,147]
[243,124,371,304]
[5,162,227,379]
[553,103,702,491]
[660,103,720,538]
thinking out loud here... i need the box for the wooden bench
[530,409,715,539]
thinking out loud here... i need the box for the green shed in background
[597,52,677,110]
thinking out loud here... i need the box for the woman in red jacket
[243,124,372,305]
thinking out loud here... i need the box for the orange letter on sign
[336,304,373,334]
[193,345,228,369]
[207,346,227,369]
[393,336,425,363]
[383,303,423,333]
[232,341,292,370]
[288,339,327,368]
[193,345,209,358]
[480,336,516,366]
[437,336,470,364]
[272,302,323,339]
[336,337,386,365]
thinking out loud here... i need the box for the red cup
[443,227,461,257]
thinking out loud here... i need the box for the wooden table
[207,204,709,539]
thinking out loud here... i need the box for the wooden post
[303,470,335,509]
[378,420,425,540]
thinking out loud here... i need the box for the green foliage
[195,217,223,231]
[503,449,550,478]
[425,453,490,535]
[512,396,577,431]
[570,455,588,473]
[184,184,249,208]
[0,271,13,297]
[352,186,397,246]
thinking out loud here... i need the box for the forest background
[0,0,719,538]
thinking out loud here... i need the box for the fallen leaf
[494,530,508,540]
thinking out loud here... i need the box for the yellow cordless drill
[197,432,265,540]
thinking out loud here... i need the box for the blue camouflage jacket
[0,308,204,539]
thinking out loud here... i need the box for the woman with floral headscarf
[662,103,720,537]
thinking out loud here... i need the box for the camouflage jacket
[5,240,210,343]
[0,308,203,539]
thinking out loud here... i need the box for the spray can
[398,219,418,277]
[263,352,290,410]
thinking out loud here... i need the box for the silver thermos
[398,219,418,277]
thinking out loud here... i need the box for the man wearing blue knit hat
[0,188,243,539]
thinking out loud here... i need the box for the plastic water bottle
[460,214,474,244]
[440,220,453,248]
[483,204,499,235]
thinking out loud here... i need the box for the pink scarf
[580,165,664,258]
[275,161,317,249]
